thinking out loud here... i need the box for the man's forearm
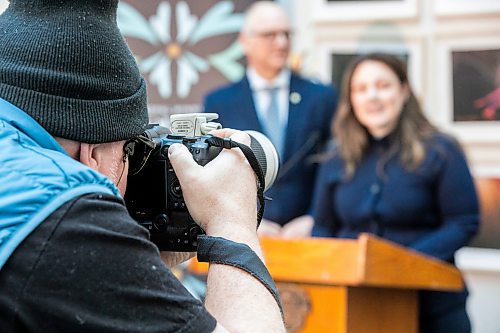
[203,226,285,332]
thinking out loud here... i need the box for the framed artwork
[315,39,423,98]
[311,0,418,22]
[435,0,500,17]
[452,49,499,122]
[435,36,500,144]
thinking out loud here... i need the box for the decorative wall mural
[117,1,254,123]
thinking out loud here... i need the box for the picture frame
[311,0,418,23]
[434,0,500,17]
[435,36,500,144]
[314,39,423,98]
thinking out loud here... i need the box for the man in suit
[203,1,337,237]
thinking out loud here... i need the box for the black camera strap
[197,235,284,318]
[200,138,284,318]
[206,136,266,228]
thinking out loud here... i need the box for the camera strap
[197,235,284,318]
[206,136,266,228]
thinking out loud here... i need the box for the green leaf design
[177,57,199,98]
[176,1,198,44]
[208,41,245,82]
[149,2,171,44]
[184,51,210,73]
[117,2,159,45]
[139,52,163,74]
[150,57,172,98]
[188,1,243,45]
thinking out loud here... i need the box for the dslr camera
[124,113,279,252]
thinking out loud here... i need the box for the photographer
[0,1,285,332]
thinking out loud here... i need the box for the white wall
[0,0,9,14]
[457,247,500,333]
[289,1,500,332]
[290,0,500,178]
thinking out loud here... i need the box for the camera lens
[245,131,280,192]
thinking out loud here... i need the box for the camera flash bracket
[170,113,222,137]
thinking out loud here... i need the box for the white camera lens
[245,130,280,192]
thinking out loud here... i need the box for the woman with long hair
[311,53,479,332]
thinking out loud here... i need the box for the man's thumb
[168,143,199,175]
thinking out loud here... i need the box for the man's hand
[280,215,313,238]
[167,129,258,242]
[257,219,282,237]
[159,251,196,268]
[258,215,313,238]
[168,129,284,332]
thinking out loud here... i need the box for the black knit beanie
[0,0,148,143]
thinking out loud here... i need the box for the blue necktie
[263,87,283,158]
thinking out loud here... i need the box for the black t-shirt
[0,194,216,332]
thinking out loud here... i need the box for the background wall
[1,0,498,331]
[285,1,500,331]
[0,0,7,13]
[286,0,500,250]
[456,247,500,333]
[1,1,497,176]
[290,0,500,179]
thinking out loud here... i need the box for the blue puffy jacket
[0,98,120,269]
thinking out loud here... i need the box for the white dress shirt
[247,67,290,136]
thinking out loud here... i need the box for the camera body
[125,113,279,252]
[125,114,223,251]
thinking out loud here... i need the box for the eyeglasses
[250,30,292,42]
[123,135,157,175]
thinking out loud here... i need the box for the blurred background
[1,0,498,331]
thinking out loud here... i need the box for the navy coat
[312,134,479,332]
[203,73,337,225]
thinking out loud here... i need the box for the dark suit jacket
[203,73,337,225]
[312,134,478,331]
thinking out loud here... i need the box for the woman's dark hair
[333,53,438,178]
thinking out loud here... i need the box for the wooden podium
[189,233,464,333]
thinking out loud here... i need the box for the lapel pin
[290,92,301,104]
